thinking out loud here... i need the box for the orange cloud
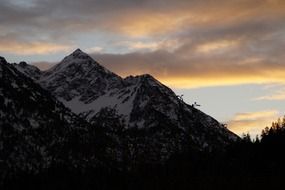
[228,110,280,136]
[4,0,283,90]
[94,50,285,89]
[116,11,192,37]
[117,40,180,52]
[195,40,240,54]
[159,72,285,89]
[101,0,285,37]
[0,40,73,55]
[86,47,104,53]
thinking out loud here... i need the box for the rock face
[13,61,42,80]
[37,49,238,162]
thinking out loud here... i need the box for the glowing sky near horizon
[1,0,285,137]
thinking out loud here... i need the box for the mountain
[4,51,285,189]
[2,50,241,188]
[35,49,238,163]
[40,49,123,103]
[0,57,108,184]
[13,61,42,80]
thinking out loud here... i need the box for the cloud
[255,87,285,101]
[228,110,280,136]
[0,34,73,55]
[2,0,285,89]
[86,47,104,54]
[2,0,285,38]
[115,40,180,52]
[92,47,285,88]
[195,40,240,54]
[0,40,72,55]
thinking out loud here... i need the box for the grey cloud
[1,0,285,88]
[2,0,284,38]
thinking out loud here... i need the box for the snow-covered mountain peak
[66,48,93,62]
[42,49,119,79]
[40,49,123,102]
[72,48,84,55]
[44,49,100,74]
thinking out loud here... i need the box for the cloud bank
[1,0,285,88]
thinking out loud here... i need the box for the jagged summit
[69,48,91,59]
[40,49,123,102]
[67,48,92,60]
[43,49,116,77]
[73,48,84,54]
[44,48,99,74]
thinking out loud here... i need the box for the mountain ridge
[0,56,121,184]
[0,50,241,187]
[23,50,237,151]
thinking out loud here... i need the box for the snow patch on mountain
[60,84,138,122]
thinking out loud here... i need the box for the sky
[1,0,285,137]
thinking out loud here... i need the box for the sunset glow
[1,0,285,136]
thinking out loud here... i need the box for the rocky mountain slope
[36,49,238,162]
[13,61,42,80]
[8,49,239,165]
[0,57,108,184]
